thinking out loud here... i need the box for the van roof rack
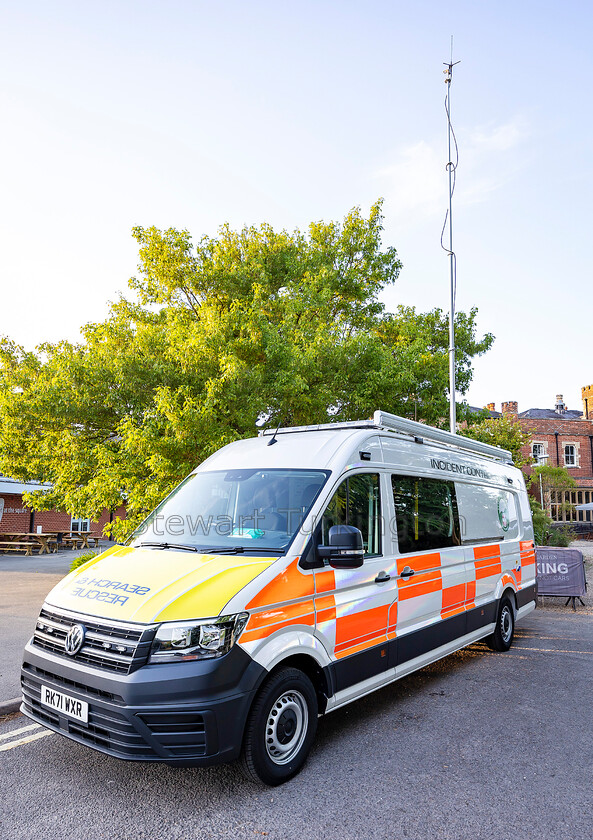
[259,409,513,463]
[372,410,513,462]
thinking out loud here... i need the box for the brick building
[0,476,125,536]
[488,387,593,526]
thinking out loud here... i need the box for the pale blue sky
[1,0,591,414]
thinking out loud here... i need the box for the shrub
[530,497,552,546]
[547,527,572,548]
[529,497,574,547]
[69,551,99,573]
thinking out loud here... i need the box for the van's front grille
[32,606,156,675]
[21,671,155,757]
[138,712,208,757]
[21,662,124,703]
[21,670,211,760]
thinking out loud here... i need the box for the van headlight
[148,613,249,663]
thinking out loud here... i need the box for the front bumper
[21,640,266,766]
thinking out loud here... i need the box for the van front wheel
[487,594,515,651]
[240,667,318,785]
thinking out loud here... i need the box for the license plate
[40,685,88,723]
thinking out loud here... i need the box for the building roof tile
[519,409,584,420]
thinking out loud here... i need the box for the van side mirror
[318,525,364,569]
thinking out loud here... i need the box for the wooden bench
[62,536,85,550]
[0,541,38,556]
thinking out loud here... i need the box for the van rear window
[454,483,519,542]
[391,475,461,554]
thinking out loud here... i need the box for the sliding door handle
[400,566,415,579]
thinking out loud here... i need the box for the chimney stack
[582,384,593,420]
[485,403,495,412]
[555,394,566,415]
[501,401,518,417]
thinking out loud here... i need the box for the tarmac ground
[1,542,592,840]
[1,596,592,840]
[0,542,110,705]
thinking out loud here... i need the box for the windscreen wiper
[199,546,285,555]
[136,541,198,552]
[199,546,245,554]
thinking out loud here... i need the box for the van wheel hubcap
[500,606,513,643]
[265,690,308,765]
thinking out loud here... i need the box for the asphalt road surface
[0,548,105,701]
[2,605,592,840]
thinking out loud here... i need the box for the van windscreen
[130,469,329,554]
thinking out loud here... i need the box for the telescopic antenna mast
[443,41,460,433]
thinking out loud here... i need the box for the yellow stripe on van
[46,546,275,623]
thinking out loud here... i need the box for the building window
[564,444,576,467]
[71,517,90,532]
[532,442,547,464]
[550,490,579,522]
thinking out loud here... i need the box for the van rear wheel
[487,594,515,652]
[240,667,318,786]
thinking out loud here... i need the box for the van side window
[454,484,519,542]
[391,475,460,554]
[321,473,382,557]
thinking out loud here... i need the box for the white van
[22,411,536,785]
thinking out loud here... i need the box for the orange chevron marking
[315,568,336,593]
[474,544,502,580]
[335,604,389,653]
[398,570,442,600]
[441,582,466,611]
[396,552,440,576]
[246,558,314,609]
[241,610,315,643]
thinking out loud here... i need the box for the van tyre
[487,594,515,651]
[240,667,318,786]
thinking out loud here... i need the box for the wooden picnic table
[60,531,102,550]
[0,532,58,555]
[0,539,36,555]
[0,531,104,554]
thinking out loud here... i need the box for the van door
[313,472,397,693]
[389,474,466,667]
[454,483,521,621]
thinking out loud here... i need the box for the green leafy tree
[463,415,533,469]
[464,418,577,545]
[529,464,577,520]
[0,201,494,539]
